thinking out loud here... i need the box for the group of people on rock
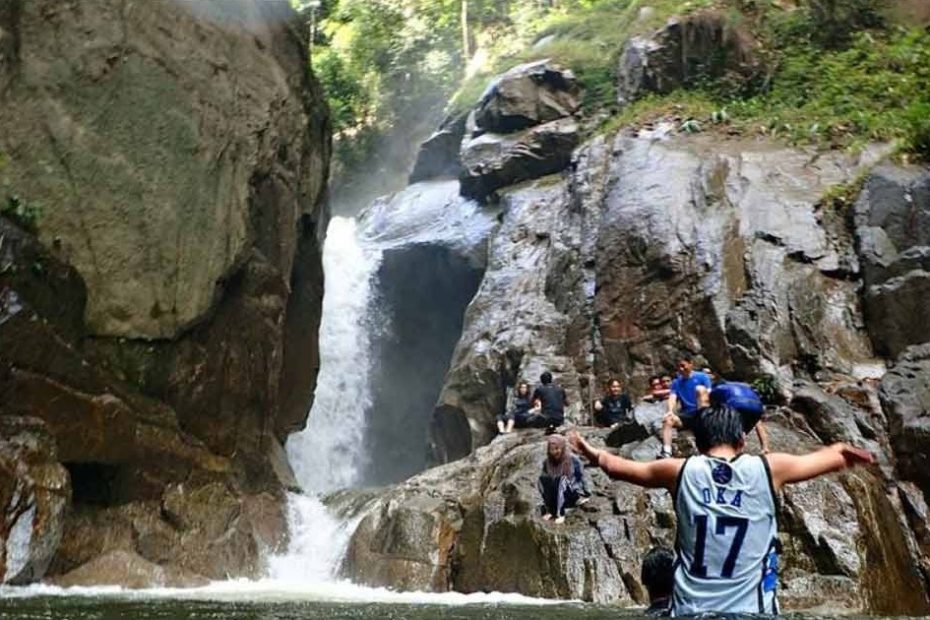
[522,354,875,616]
[496,371,568,434]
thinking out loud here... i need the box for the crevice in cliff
[363,244,484,485]
[64,462,123,507]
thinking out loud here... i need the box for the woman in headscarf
[538,434,590,523]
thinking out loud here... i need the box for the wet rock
[50,550,208,589]
[617,12,760,106]
[49,485,284,583]
[473,60,581,134]
[1,0,329,584]
[0,417,70,584]
[430,177,592,461]
[881,343,930,496]
[359,181,495,481]
[459,118,579,201]
[789,381,887,473]
[409,112,468,183]
[350,420,917,611]
[593,130,878,389]
[854,165,930,356]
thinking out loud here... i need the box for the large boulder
[617,12,760,106]
[473,60,581,134]
[459,117,579,201]
[408,112,469,184]
[0,0,329,585]
[0,417,70,584]
[854,166,930,357]
[348,420,930,612]
[0,0,329,340]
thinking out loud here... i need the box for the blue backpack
[710,382,764,417]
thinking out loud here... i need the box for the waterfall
[268,216,381,583]
[269,181,495,586]
[285,216,381,494]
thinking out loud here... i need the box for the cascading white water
[268,216,382,583]
[285,216,381,494]
[268,183,497,587]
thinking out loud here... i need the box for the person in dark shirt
[538,434,590,524]
[593,378,633,427]
[501,380,545,432]
[641,545,675,616]
[531,371,568,428]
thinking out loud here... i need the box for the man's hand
[841,445,875,467]
[567,430,598,462]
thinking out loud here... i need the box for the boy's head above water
[693,404,745,454]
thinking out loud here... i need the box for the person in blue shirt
[658,357,712,458]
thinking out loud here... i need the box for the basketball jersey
[673,454,779,615]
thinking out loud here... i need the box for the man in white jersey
[568,406,873,615]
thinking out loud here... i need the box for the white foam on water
[0,580,563,606]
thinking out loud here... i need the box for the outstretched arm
[767,443,874,491]
[568,431,683,490]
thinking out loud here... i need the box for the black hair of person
[641,546,675,600]
[692,404,745,453]
[540,371,553,384]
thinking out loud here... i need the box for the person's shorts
[497,412,515,424]
[679,413,701,432]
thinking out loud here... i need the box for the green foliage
[798,0,886,48]
[750,375,781,405]
[728,26,930,153]
[597,7,930,161]
[451,0,721,114]
[2,194,42,233]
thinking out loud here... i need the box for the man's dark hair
[641,545,675,600]
[540,371,553,384]
[693,404,744,453]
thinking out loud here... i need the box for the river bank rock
[0,0,328,586]
[347,418,930,612]
[0,417,70,585]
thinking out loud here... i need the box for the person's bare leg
[660,413,681,457]
[497,420,505,434]
[506,419,515,434]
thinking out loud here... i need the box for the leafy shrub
[750,375,781,405]
[1,195,42,233]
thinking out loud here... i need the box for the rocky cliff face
[343,36,930,611]
[0,0,329,585]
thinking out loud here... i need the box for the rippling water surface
[0,596,641,620]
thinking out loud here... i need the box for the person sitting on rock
[644,375,671,402]
[501,380,543,432]
[531,371,569,430]
[568,405,874,615]
[658,357,712,458]
[594,378,633,427]
[642,545,675,616]
[538,434,590,524]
